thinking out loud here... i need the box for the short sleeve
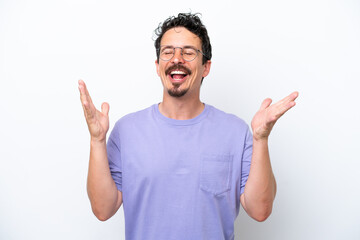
[240,126,253,194]
[107,122,122,192]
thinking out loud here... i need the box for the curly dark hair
[154,13,212,65]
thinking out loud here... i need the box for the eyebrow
[183,45,197,49]
[160,45,197,49]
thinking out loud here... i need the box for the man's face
[155,27,211,98]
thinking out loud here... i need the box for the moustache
[165,64,192,76]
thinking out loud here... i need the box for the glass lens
[160,47,174,61]
[182,47,197,61]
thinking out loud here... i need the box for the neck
[159,91,204,120]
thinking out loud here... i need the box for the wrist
[90,137,106,145]
[253,136,269,145]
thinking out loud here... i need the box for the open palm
[78,80,110,142]
[251,92,299,141]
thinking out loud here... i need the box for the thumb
[260,98,272,110]
[101,102,110,116]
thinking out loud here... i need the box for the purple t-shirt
[107,103,252,240]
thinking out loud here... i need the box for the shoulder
[112,104,155,130]
[207,104,249,129]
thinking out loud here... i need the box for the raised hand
[78,80,110,142]
[251,91,299,141]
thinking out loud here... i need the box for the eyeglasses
[158,45,208,62]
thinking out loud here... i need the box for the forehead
[161,27,201,48]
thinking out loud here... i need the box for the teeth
[170,70,186,75]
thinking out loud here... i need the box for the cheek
[185,69,200,87]
[156,66,160,76]
[156,63,164,77]
[190,66,203,82]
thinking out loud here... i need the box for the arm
[78,80,122,221]
[240,91,298,222]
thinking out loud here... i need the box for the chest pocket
[200,155,233,195]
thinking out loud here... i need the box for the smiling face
[155,27,211,98]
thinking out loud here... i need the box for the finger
[78,79,94,105]
[280,91,298,110]
[82,100,96,121]
[271,93,298,120]
[78,80,96,120]
[260,98,272,110]
[78,80,94,109]
[290,91,299,100]
[101,102,110,116]
[78,79,85,86]
[78,79,85,96]
[78,84,91,112]
[78,80,89,103]
[83,83,94,105]
[269,91,298,111]
[276,101,296,118]
[276,91,299,106]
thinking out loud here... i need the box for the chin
[167,87,189,98]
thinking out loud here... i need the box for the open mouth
[169,70,188,82]
[165,64,192,84]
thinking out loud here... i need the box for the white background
[1,0,359,239]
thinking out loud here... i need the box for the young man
[78,13,298,240]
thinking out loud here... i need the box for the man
[78,13,298,240]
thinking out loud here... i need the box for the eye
[161,48,174,55]
[183,48,196,56]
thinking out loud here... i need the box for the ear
[202,60,212,78]
[155,59,160,77]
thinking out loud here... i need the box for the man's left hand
[251,91,299,141]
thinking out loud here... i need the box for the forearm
[87,139,121,221]
[242,138,276,221]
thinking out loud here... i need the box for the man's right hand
[78,80,109,142]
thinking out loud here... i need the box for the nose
[171,47,184,64]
